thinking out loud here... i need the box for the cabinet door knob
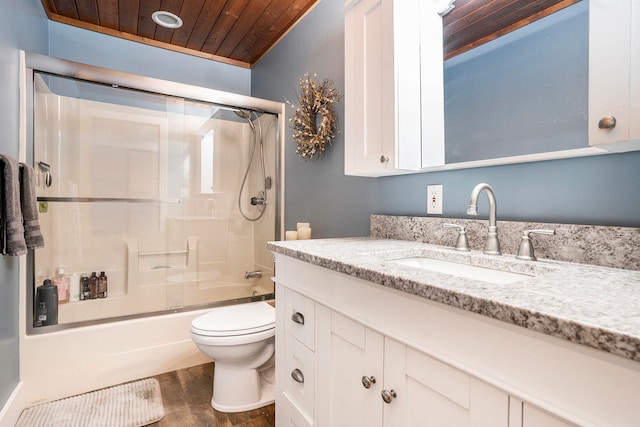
[380,155,390,164]
[291,368,305,384]
[598,115,617,131]
[291,311,305,325]
[381,389,397,404]
[361,375,376,389]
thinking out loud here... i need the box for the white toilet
[190,301,276,413]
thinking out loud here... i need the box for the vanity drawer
[284,332,316,420]
[284,288,316,351]
[277,391,314,427]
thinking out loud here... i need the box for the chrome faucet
[244,270,263,279]
[466,183,501,255]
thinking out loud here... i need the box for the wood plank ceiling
[39,0,581,69]
[39,0,320,68]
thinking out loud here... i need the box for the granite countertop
[268,238,640,363]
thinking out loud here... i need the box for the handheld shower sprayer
[236,109,268,221]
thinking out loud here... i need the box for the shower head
[234,109,251,120]
[234,109,256,132]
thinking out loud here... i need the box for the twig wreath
[287,73,341,160]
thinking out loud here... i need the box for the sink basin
[388,257,533,285]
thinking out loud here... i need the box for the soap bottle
[69,272,80,302]
[98,271,108,298]
[80,274,90,301]
[89,272,98,299]
[53,268,69,304]
[35,301,47,327]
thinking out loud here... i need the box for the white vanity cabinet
[589,0,640,152]
[510,398,577,427]
[343,0,446,176]
[275,286,317,427]
[273,254,640,427]
[316,307,511,426]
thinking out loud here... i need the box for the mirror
[436,1,595,169]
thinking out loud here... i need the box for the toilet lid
[191,301,275,336]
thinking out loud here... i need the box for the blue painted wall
[252,0,378,237]
[48,22,251,96]
[0,0,48,410]
[253,0,640,232]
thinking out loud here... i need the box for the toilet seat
[191,301,275,337]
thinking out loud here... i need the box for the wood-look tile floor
[147,363,275,427]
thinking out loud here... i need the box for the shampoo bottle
[89,272,98,299]
[53,268,69,303]
[98,271,108,298]
[69,272,80,302]
[36,279,58,326]
[35,301,47,327]
[80,274,90,301]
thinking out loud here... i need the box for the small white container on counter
[285,230,298,240]
[297,227,311,240]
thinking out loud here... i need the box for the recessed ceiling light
[152,11,183,29]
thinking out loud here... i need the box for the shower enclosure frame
[22,52,285,335]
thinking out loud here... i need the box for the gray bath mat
[16,378,164,427]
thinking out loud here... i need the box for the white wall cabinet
[588,0,640,152]
[345,0,640,176]
[343,0,448,176]
[273,254,640,426]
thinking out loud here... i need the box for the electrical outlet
[427,184,443,215]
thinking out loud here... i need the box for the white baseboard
[0,382,24,427]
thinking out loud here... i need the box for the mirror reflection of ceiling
[39,0,580,68]
[444,1,588,164]
[443,0,581,59]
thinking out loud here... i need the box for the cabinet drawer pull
[291,311,305,325]
[361,375,376,389]
[291,368,305,384]
[381,389,397,404]
[380,155,390,164]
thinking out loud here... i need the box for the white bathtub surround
[20,308,210,405]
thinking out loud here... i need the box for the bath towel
[0,154,27,256]
[20,163,45,249]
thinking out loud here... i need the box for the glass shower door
[31,71,276,329]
